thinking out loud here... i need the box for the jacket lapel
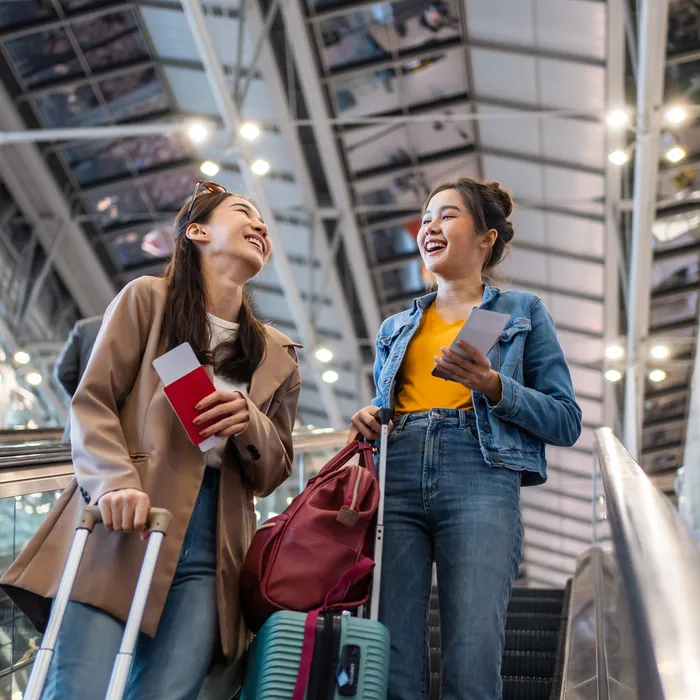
[247,331,300,410]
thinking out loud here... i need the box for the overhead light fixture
[322,370,339,384]
[200,160,220,177]
[251,159,270,176]
[650,344,669,360]
[14,351,30,365]
[240,122,261,141]
[608,150,628,166]
[606,108,629,129]
[605,369,622,383]
[26,372,42,386]
[187,121,209,143]
[665,146,686,164]
[665,106,688,125]
[315,347,334,363]
[649,369,666,383]
[605,345,624,360]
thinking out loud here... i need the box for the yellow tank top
[394,304,473,415]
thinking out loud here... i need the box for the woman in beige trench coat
[1,182,301,699]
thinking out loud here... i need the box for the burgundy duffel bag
[240,439,379,633]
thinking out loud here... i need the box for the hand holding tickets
[432,308,510,403]
[153,343,249,451]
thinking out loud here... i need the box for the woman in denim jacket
[349,177,582,700]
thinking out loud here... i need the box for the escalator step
[510,588,564,599]
[429,595,439,611]
[504,630,559,653]
[429,671,441,700]
[505,613,560,632]
[502,676,553,700]
[429,623,440,648]
[507,598,564,615]
[501,651,556,678]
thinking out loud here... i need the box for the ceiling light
[14,351,30,365]
[200,160,220,177]
[665,106,688,125]
[26,372,42,386]
[608,150,628,166]
[650,344,669,360]
[251,159,270,176]
[606,108,629,128]
[187,121,209,143]
[240,122,261,141]
[665,146,686,163]
[605,345,624,360]
[315,347,334,363]
[322,370,339,384]
[649,369,666,383]
[605,369,622,383]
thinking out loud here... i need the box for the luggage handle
[80,505,173,535]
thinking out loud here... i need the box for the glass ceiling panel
[0,2,56,29]
[319,10,387,69]
[4,28,84,87]
[61,132,193,186]
[98,67,169,122]
[380,257,424,299]
[332,51,466,117]
[369,224,419,263]
[34,84,107,127]
[73,10,149,72]
[111,224,174,268]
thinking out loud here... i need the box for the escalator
[428,583,570,700]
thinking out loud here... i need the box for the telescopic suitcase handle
[24,505,173,700]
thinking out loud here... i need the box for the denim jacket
[371,286,582,486]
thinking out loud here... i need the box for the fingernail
[200,430,208,437]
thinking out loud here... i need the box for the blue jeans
[378,410,523,700]
[42,468,220,700]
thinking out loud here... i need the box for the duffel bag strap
[291,557,375,700]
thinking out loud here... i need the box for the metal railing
[592,427,700,700]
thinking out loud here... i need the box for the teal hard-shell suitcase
[240,609,390,699]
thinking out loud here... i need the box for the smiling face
[186,194,271,280]
[419,188,496,280]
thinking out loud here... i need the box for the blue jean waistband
[393,409,476,431]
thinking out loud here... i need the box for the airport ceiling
[0,0,699,585]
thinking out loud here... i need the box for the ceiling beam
[180,0,343,428]
[623,0,670,459]
[279,0,382,341]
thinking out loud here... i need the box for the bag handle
[291,557,375,700]
[315,439,375,480]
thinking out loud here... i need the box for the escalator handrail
[595,427,700,700]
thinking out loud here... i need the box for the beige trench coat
[0,276,301,662]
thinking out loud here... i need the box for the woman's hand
[348,405,393,442]
[98,489,151,539]
[194,390,251,438]
[434,340,503,404]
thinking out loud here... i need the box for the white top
[205,313,249,469]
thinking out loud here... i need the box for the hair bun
[488,181,514,218]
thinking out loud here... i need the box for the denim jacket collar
[414,284,502,312]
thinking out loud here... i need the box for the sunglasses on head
[185,180,227,222]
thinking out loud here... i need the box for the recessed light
[665,106,687,125]
[187,121,209,143]
[606,109,629,128]
[251,159,270,176]
[650,344,669,360]
[608,150,628,166]
[605,369,622,382]
[200,161,220,177]
[240,122,261,141]
[322,370,339,384]
[605,345,624,360]
[26,372,42,386]
[665,146,686,164]
[649,369,666,383]
[14,351,30,365]
[315,347,334,363]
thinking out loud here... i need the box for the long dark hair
[163,190,267,383]
[423,177,515,283]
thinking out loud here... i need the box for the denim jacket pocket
[496,317,532,375]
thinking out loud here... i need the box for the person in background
[349,177,582,700]
[54,315,103,442]
[1,181,301,700]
